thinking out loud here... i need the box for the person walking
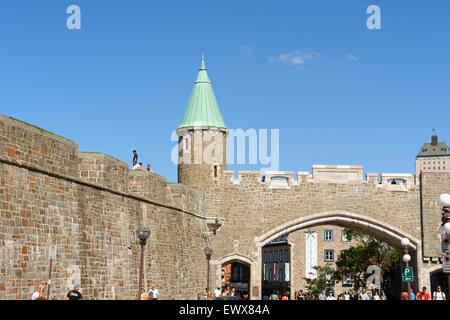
[401,288,409,300]
[417,287,431,300]
[318,290,326,300]
[31,284,44,300]
[326,292,336,300]
[148,284,159,300]
[297,290,305,300]
[433,286,446,300]
[140,288,148,300]
[373,290,380,300]
[408,288,415,300]
[344,291,350,300]
[418,287,431,300]
[358,288,369,300]
[65,284,82,300]
[214,287,221,299]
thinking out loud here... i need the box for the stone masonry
[0,115,213,300]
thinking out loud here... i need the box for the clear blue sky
[1,0,449,182]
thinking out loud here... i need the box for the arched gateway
[176,56,450,300]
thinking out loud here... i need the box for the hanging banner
[285,263,290,282]
[274,263,277,281]
[264,263,268,280]
[305,232,317,279]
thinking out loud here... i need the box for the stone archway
[249,210,423,300]
[216,253,253,298]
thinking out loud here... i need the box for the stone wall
[0,115,208,300]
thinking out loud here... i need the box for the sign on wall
[48,245,57,260]
[305,232,317,279]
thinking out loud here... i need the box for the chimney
[431,135,438,146]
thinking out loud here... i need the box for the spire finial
[200,53,206,70]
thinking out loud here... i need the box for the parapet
[78,152,129,193]
[0,114,79,177]
[222,166,417,191]
[312,165,363,182]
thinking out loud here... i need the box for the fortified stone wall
[208,169,422,263]
[0,115,208,300]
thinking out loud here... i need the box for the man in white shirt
[358,288,369,300]
[214,287,221,299]
[326,292,336,300]
[31,284,44,300]
[148,284,159,300]
[433,286,446,300]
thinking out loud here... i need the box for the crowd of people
[31,284,83,300]
[401,286,446,300]
[199,286,249,300]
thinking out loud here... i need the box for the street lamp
[437,194,450,298]
[401,237,412,300]
[204,246,213,299]
[137,227,151,300]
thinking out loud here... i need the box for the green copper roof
[178,55,226,129]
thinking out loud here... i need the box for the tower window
[214,165,218,178]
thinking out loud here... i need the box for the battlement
[222,165,417,191]
[0,114,205,212]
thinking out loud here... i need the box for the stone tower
[177,55,228,190]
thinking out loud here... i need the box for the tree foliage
[303,263,335,294]
[334,230,401,292]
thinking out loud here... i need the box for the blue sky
[1,0,449,182]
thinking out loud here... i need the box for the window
[184,136,190,150]
[341,230,351,242]
[264,252,267,263]
[285,250,289,262]
[324,229,334,242]
[279,250,283,263]
[324,249,334,262]
[274,251,278,262]
[279,268,284,283]
[214,165,218,178]
[325,270,335,283]
[342,273,352,287]
[269,251,273,263]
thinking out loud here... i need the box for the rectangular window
[325,270,335,283]
[324,249,334,262]
[279,250,283,263]
[285,250,289,262]
[214,165,218,178]
[279,269,283,283]
[324,229,334,242]
[341,230,351,242]
[264,252,267,263]
[274,251,278,262]
[342,273,352,287]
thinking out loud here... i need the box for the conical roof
[178,55,226,129]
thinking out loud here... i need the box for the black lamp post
[137,227,151,300]
[204,246,213,298]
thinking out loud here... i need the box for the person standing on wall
[132,150,138,167]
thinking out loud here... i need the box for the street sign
[402,267,413,282]
[442,235,450,253]
[444,253,450,273]
[49,245,57,260]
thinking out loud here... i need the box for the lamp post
[204,246,213,299]
[401,237,412,300]
[136,227,151,300]
[437,193,450,297]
